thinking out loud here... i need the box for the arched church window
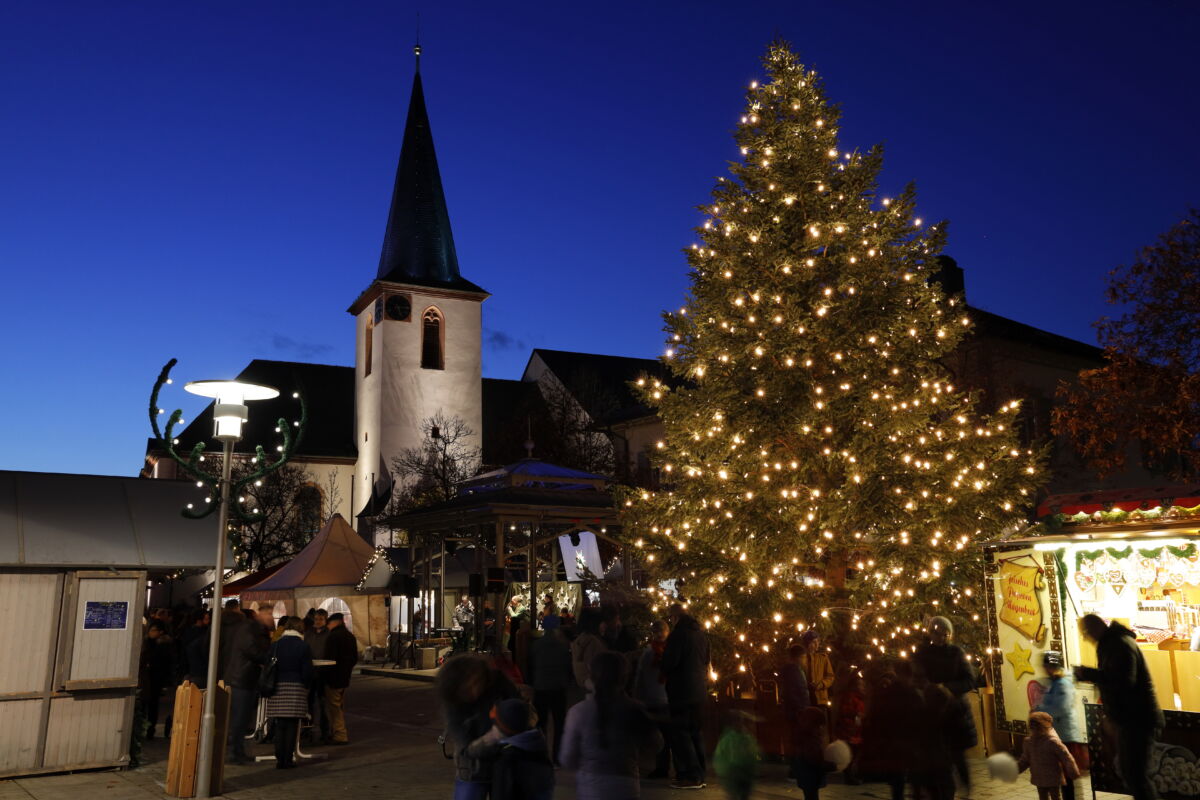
[421,308,444,370]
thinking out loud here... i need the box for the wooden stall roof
[0,470,223,569]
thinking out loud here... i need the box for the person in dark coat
[529,626,572,762]
[303,609,330,742]
[138,619,176,739]
[661,603,711,789]
[601,606,638,654]
[913,616,978,794]
[322,612,359,745]
[910,684,958,800]
[181,607,210,688]
[437,653,520,800]
[222,606,269,764]
[859,662,924,800]
[1074,614,1163,800]
[780,643,811,768]
[266,617,315,769]
[465,698,555,800]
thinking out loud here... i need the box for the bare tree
[213,458,323,571]
[534,375,617,476]
[387,412,482,514]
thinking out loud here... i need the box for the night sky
[3,1,1197,477]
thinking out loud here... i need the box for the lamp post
[184,379,278,799]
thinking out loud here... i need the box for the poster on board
[988,548,1055,730]
[82,600,129,630]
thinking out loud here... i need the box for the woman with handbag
[263,617,315,768]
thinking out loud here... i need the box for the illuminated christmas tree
[621,43,1044,674]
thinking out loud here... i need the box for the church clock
[385,294,412,321]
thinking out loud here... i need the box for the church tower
[348,47,487,528]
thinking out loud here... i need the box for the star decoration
[1006,641,1034,680]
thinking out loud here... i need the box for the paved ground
[1,675,1125,800]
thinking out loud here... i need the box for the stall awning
[1037,484,1200,518]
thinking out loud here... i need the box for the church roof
[164,360,356,460]
[376,60,485,294]
[462,458,608,493]
[527,348,672,425]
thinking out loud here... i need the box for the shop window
[421,308,444,370]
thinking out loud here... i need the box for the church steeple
[376,46,480,291]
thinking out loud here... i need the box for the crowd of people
[136,599,360,769]
[435,607,1165,800]
[142,597,1165,800]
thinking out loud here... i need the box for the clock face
[385,294,412,321]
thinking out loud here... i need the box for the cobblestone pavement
[2,675,1127,800]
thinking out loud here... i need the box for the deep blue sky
[2,1,1197,477]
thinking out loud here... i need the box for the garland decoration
[148,357,307,521]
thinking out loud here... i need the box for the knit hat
[1028,711,1054,735]
[799,628,820,645]
[493,698,531,735]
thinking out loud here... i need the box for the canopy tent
[241,514,388,650]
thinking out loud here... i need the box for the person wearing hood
[1074,614,1163,800]
[1018,711,1080,800]
[465,698,554,800]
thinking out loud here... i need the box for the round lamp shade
[184,379,279,441]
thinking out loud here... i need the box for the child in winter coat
[1018,711,1080,800]
[713,711,761,800]
[1034,651,1087,800]
[465,698,554,800]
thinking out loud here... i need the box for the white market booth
[983,486,1200,799]
[0,470,209,778]
[239,514,389,652]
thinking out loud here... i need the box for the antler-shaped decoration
[148,358,307,520]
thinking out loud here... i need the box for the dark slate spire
[376,46,479,291]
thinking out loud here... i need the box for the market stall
[240,514,388,652]
[983,486,1200,798]
[0,470,210,779]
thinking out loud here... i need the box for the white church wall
[354,287,483,516]
[298,461,353,523]
[354,305,383,519]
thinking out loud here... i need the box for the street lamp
[183,379,278,798]
[148,359,305,798]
